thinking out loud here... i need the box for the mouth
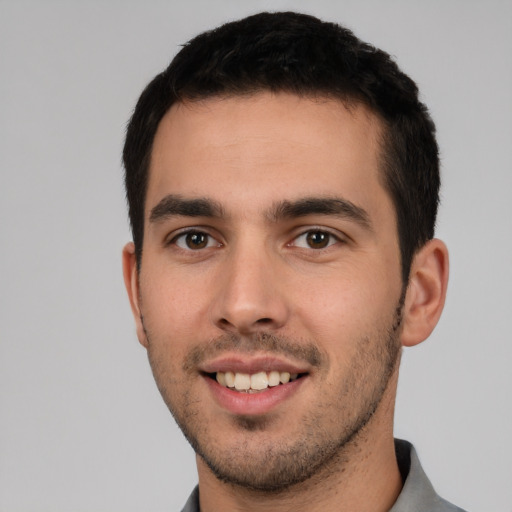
[207,370,305,393]
[199,356,311,414]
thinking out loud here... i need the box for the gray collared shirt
[181,439,466,511]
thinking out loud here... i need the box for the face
[125,93,405,491]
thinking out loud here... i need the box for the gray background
[1,1,511,510]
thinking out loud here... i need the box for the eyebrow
[268,197,372,230]
[149,194,371,231]
[149,194,224,223]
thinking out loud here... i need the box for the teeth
[216,372,227,386]
[215,370,300,391]
[234,373,251,391]
[268,370,280,387]
[224,371,235,388]
[250,371,269,390]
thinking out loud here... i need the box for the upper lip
[199,355,311,375]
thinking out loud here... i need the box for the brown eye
[174,231,218,250]
[292,230,338,250]
[306,231,331,249]
[186,232,208,249]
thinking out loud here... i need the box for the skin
[123,92,449,512]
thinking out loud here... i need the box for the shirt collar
[181,439,464,512]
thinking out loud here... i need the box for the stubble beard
[144,297,404,494]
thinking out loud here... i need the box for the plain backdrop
[1,1,511,511]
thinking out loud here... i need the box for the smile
[215,371,301,392]
[200,356,310,413]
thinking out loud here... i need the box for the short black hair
[123,11,439,282]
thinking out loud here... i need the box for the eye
[173,231,220,250]
[292,230,339,249]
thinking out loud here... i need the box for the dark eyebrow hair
[268,197,372,230]
[149,194,224,223]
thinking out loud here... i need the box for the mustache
[182,332,325,373]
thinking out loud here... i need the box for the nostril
[215,314,281,333]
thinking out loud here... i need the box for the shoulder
[180,485,199,512]
[392,439,468,512]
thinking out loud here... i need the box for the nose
[210,244,290,335]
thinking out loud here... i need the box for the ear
[400,239,449,347]
[122,242,149,348]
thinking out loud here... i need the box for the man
[122,11,464,512]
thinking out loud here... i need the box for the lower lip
[204,375,306,416]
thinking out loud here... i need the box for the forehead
[147,92,388,219]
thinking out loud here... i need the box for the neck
[196,378,402,512]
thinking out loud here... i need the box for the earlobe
[122,242,149,348]
[400,239,449,347]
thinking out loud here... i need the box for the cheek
[292,267,399,354]
[139,269,212,345]
[294,270,382,325]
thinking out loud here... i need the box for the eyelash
[167,227,344,252]
[169,229,222,251]
[290,229,342,250]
